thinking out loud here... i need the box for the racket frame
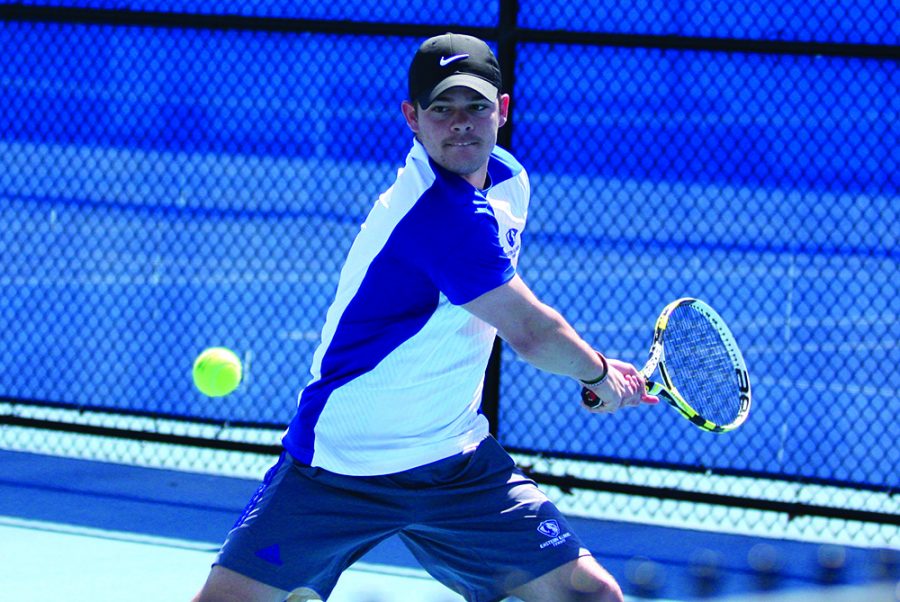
[642,297,751,433]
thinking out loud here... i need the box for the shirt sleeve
[397,184,515,306]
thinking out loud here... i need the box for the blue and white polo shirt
[282,138,529,476]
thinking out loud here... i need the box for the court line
[0,514,218,552]
[0,514,439,584]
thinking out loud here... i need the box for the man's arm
[463,275,657,411]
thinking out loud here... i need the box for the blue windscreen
[502,42,898,485]
[518,0,897,44]
[0,12,897,491]
[14,0,499,26]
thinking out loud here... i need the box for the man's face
[402,87,510,188]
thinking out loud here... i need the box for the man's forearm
[501,303,607,383]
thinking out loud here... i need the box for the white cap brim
[420,74,499,108]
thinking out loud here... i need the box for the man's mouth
[446,140,479,147]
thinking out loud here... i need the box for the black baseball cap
[408,33,502,109]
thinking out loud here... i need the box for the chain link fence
[1,2,897,546]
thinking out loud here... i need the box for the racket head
[643,298,751,433]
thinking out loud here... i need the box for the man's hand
[581,358,659,413]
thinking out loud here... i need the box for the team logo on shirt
[504,228,521,259]
[537,519,572,549]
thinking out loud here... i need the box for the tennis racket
[582,298,751,432]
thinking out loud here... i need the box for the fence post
[482,0,519,439]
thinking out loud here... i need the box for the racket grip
[584,380,659,408]
[581,386,603,408]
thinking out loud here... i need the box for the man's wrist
[579,353,609,386]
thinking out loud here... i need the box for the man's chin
[441,153,489,176]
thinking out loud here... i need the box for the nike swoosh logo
[439,54,469,67]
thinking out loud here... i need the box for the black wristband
[579,353,609,386]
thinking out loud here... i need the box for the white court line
[0,514,684,602]
[0,516,463,602]
[0,514,218,552]
[4,515,888,602]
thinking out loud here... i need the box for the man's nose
[450,111,473,131]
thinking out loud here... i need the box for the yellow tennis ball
[192,347,242,397]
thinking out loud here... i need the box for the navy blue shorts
[215,436,587,602]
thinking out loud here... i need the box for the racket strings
[663,306,741,425]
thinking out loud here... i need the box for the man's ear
[401,100,419,134]
[498,94,511,128]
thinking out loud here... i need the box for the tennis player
[194,33,656,602]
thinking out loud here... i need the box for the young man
[193,33,657,602]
